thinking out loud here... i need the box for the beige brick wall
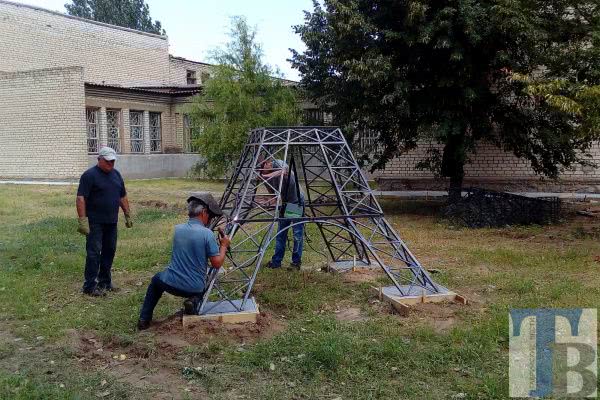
[376,141,600,180]
[85,96,191,154]
[0,66,87,179]
[169,56,212,85]
[0,1,169,86]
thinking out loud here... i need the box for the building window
[183,114,202,153]
[186,69,197,85]
[150,112,162,152]
[129,111,144,153]
[86,108,99,153]
[303,109,324,126]
[106,109,121,153]
[355,129,381,153]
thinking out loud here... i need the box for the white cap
[98,146,117,161]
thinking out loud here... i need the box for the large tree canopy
[65,0,165,35]
[290,0,600,198]
[188,17,300,178]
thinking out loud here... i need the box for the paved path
[374,190,600,200]
[0,180,77,185]
[373,190,600,200]
[2,180,599,200]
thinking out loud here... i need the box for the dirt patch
[64,328,202,399]
[410,302,459,333]
[152,311,286,345]
[136,199,182,213]
[368,294,473,333]
[334,307,367,322]
[341,269,384,284]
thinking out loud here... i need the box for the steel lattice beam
[199,127,441,315]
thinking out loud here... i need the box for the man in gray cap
[137,192,230,330]
[76,146,133,296]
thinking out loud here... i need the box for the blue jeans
[139,273,203,321]
[271,197,305,267]
[83,223,117,292]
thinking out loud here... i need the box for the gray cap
[187,192,224,216]
[98,146,117,161]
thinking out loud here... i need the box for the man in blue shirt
[76,147,132,296]
[137,192,230,331]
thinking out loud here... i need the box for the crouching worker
[137,193,230,331]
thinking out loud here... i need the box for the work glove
[124,212,133,228]
[77,217,90,236]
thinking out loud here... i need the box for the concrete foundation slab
[371,285,467,316]
[183,298,259,326]
[328,259,375,273]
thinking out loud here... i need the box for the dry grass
[1,180,599,399]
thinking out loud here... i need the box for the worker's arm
[262,166,288,179]
[75,196,90,235]
[120,196,133,228]
[209,234,231,268]
[260,165,289,206]
[120,195,131,215]
[76,196,86,218]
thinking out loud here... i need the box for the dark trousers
[139,273,203,321]
[83,223,117,292]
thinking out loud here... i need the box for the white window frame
[106,109,122,153]
[129,110,144,153]
[186,69,197,85]
[183,114,202,153]
[149,112,162,153]
[86,108,99,154]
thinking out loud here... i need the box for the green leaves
[292,0,600,190]
[188,17,300,178]
[65,0,165,35]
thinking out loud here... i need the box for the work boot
[264,261,281,269]
[288,262,301,271]
[183,298,197,315]
[98,285,120,293]
[82,288,106,297]
[136,319,150,331]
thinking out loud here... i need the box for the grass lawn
[0,178,599,399]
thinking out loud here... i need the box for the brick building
[371,140,600,193]
[0,0,221,179]
[1,0,598,191]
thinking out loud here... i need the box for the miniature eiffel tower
[193,127,450,322]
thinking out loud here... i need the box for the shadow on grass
[379,199,445,216]
[135,208,180,223]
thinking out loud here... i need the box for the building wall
[374,140,600,192]
[0,67,87,179]
[85,95,197,154]
[89,154,202,179]
[0,0,169,86]
[169,56,212,86]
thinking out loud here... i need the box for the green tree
[291,0,600,200]
[65,0,165,35]
[189,17,300,178]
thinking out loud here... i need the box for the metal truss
[199,127,441,315]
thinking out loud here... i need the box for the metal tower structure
[199,127,443,316]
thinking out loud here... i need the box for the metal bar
[200,127,443,316]
[241,128,292,307]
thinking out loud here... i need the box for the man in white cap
[76,146,133,296]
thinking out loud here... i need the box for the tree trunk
[441,132,467,204]
[447,173,464,204]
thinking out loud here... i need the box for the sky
[14,0,315,80]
